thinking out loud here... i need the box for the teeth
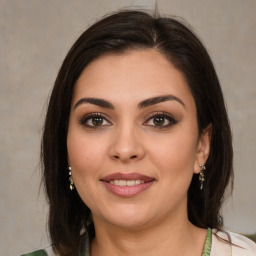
[127,180,135,186]
[109,180,145,186]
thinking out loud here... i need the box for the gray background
[1,0,255,255]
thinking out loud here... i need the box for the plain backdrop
[1,0,255,255]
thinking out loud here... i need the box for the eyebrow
[138,95,185,109]
[74,98,114,109]
[74,94,185,110]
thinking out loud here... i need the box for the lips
[100,172,155,197]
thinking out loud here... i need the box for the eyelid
[79,112,112,128]
[143,111,178,128]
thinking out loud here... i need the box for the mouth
[100,172,155,197]
[109,179,146,186]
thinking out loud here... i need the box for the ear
[193,124,212,174]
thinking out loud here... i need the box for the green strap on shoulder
[202,228,212,256]
[20,249,48,256]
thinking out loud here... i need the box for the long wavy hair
[41,10,233,256]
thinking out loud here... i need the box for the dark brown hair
[41,10,233,256]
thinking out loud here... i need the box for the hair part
[41,10,233,256]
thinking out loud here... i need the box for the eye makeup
[76,109,179,131]
[143,111,178,129]
[78,112,112,129]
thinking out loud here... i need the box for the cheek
[67,133,108,207]
[67,131,108,179]
[149,130,198,181]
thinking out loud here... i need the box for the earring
[68,166,74,191]
[199,164,206,190]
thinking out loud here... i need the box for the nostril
[112,155,137,160]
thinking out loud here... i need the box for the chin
[94,204,154,230]
[108,216,152,230]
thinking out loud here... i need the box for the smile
[109,180,145,186]
[100,172,155,197]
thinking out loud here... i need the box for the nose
[109,125,145,163]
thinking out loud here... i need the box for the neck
[91,212,207,256]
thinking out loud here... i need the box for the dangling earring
[199,164,206,190]
[68,166,74,191]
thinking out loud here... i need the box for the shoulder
[211,229,256,256]
[19,230,90,256]
[20,246,56,256]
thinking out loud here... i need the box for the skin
[67,49,211,256]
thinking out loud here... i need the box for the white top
[211,229,256,256]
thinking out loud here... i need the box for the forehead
[72,49,195,108]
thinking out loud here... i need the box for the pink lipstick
[100,172,155,197]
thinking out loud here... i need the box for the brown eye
[80,113,111,128]
[92,117,104,126]
[153,116,165,126]
[144,112,178,129]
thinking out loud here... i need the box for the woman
[21,10,256,256]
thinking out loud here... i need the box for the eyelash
[79,112,111,129]
[143,112,178,129]
[79,111,177,129]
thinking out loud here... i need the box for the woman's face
[67,50,210,230]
